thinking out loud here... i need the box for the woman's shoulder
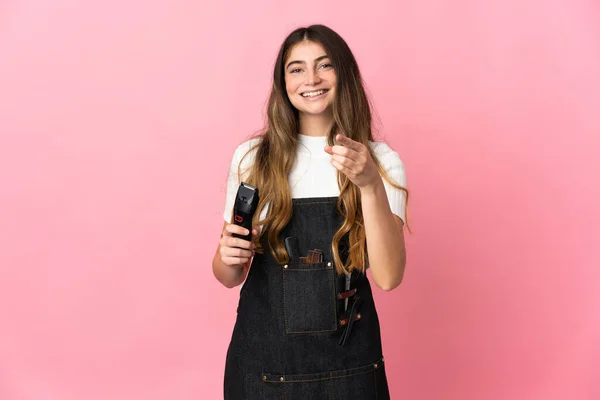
[230,136,263,166]
[368,140,404,169]
[232,136,262,156]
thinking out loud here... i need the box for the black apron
[224,196,390,399]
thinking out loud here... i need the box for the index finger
[335,133,362,151]
[225,224,250,236]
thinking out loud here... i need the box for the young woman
[213,24,408,400]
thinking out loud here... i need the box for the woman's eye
[290,68,302,74]
[319,63,333,69]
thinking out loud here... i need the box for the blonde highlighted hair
[234,25,409,275]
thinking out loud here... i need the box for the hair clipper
[232,182,259,242]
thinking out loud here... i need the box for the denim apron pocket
[282,260,337,334]
[261,357,388,400]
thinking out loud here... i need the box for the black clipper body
[232,182,259,242]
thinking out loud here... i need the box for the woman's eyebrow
[286,55,330,69]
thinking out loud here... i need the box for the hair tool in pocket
[232,182,259,242]
[284,236,325,265]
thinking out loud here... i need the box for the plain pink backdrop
[1,1,599,399]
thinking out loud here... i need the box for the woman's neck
[298,112,334,137]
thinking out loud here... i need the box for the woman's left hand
[324,133,381,191]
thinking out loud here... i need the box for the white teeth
[302,90,327,98]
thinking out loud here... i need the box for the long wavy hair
[235,24,409,275]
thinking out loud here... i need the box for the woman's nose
[305,69,322,85]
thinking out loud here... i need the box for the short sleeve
[222,138,260,222]
[371,142,407,223]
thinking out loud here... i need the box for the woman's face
[284,41,337,117]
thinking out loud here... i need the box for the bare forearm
[213,222,257,288]
[212,251,247,288]
[360,179,406,291]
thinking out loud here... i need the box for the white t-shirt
[223,134,407,224]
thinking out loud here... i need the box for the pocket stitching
[261,358,384,383]
[374,368,378,399]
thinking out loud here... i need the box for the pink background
[1,1,599,399]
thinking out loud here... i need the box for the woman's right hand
[219,224,258,268]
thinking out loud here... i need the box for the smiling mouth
[301,89,329,98]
